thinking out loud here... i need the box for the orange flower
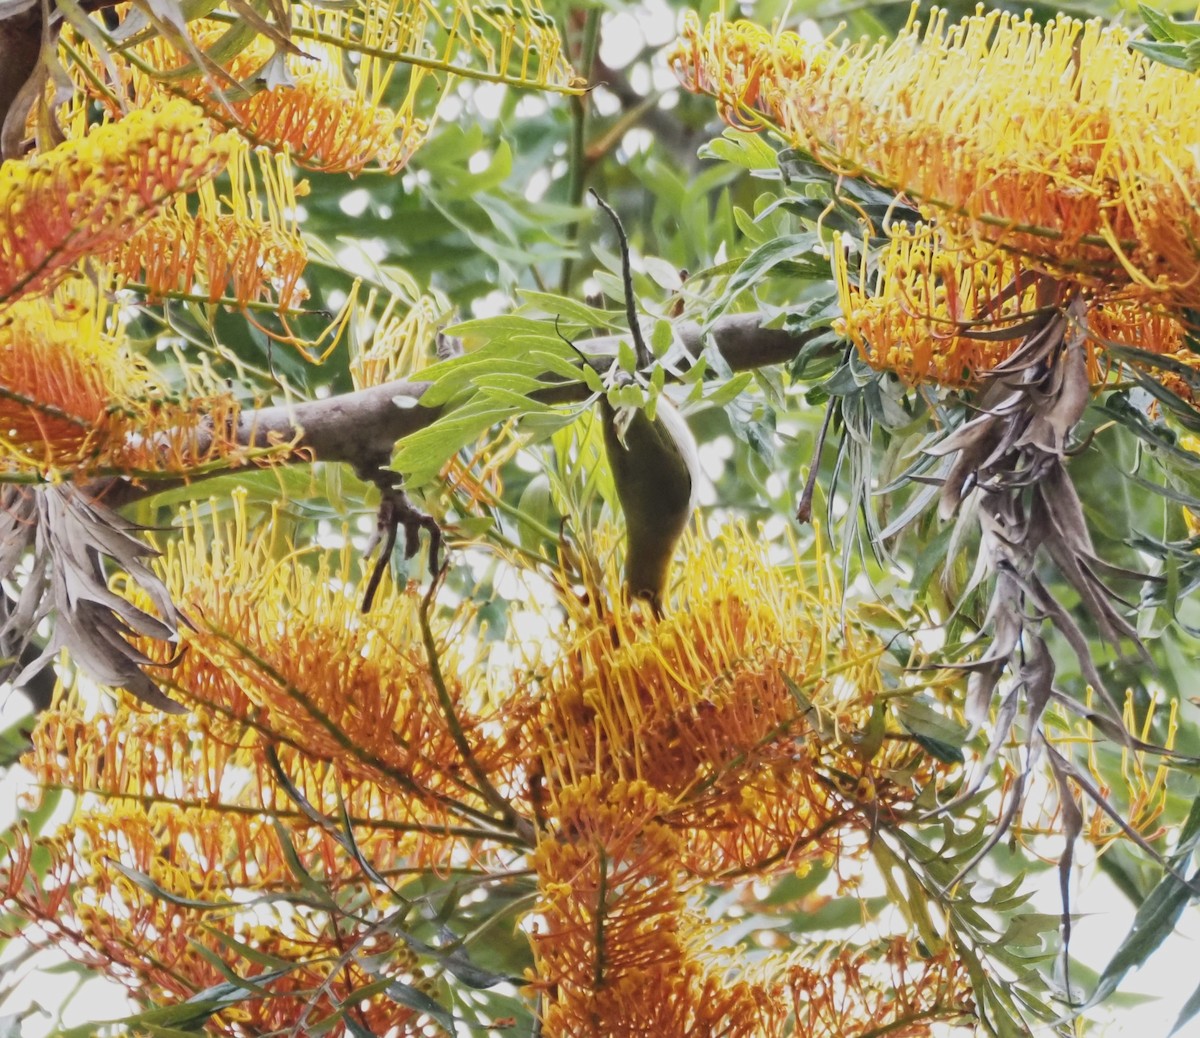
[531,777,780,1037]
[527,524,943,874]
[0,99,229,307]
[0,277,243,475]
[832,223,1194,386]
[115,150,308,309]
[73,15,428,175]
[673,8,1200,309]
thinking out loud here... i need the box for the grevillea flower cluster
[0,278,245,475]
[6,494,526,1031]
[0,99,230,308]
[115,149,308,310]
[69,17,429,176]
[832,223,1194,386]
[673,8,1200,303]
[672,7,1200,386]
[4,505,975,1036]
[520,526,971,1033]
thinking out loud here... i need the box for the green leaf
[382,980,456,1035]
[760,864,829,906]
[200,926,297,971]
[1139,4,1200,42]
[108,859,232,912]
[617,338,638,374]
[1088,866,1199,1009]
[703,372,753,409]
[1130,38,1199,71]
[392,404,520,486]
[650,319,673,359]
[697,128,780,172]
[1172,976,1200,1035]
[893,695,969,765]
[517,290,619,330]
[788,895,889,933]
[51,970,291,1037]
[438,139,514,200]
[708,233,825,318]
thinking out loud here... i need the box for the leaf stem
[559,8,602,292]
[418,575,536,844]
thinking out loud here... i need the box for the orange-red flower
[0,99,230,307]
[672,8,1200,310]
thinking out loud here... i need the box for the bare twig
[417,574,536,845]
[589,189,651,370]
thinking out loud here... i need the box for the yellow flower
[12,492,523,1026]
[350,293,445,390]
[531,777,780,1038]
[523,523,948,877]
[132,492,521,839]
[673,7,1200,308]
[69,17,428,174]
[209,56,428,174]
[2,783,426,1031]
[0,99,230,307]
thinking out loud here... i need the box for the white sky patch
[619,127,653,158]
[339,187,371,217]
[471,82,507,120]
[599,0,677,69]
[334,240,389,278]
[472,290,512,319]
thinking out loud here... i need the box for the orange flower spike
[0,99,231,307]
[138,492,512,841]
[832,222,1189,387]
[673,8,1200,305]
[75,12,431,176]
[117,147,308,310]
[222,67,427,175]
[0,279,150,466]
[0,276,246,475]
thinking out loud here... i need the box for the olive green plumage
[601,396,699,615]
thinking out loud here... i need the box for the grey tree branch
[230,314,815,472]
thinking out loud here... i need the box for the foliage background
[1,0,1200,1033]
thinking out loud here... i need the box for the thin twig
[589,189,651,370]
[418,574,536,844]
